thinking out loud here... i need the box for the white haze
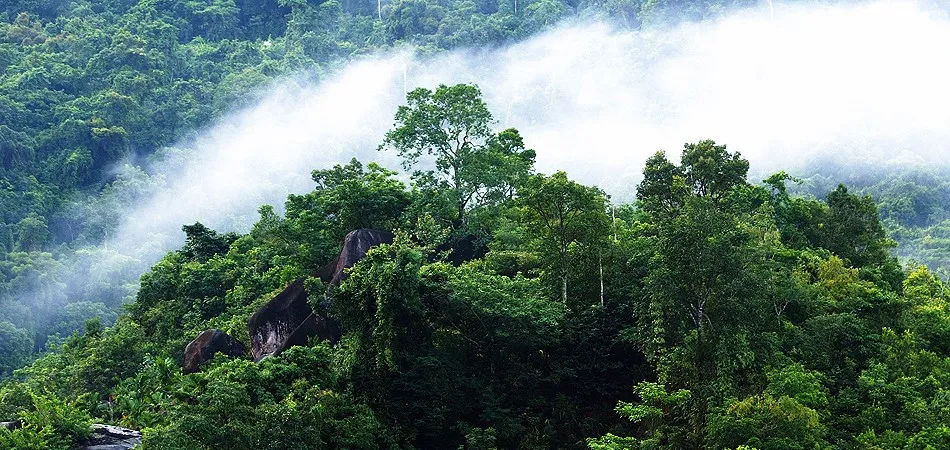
[63,0,950,302]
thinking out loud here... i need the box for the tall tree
[519,171,610,304]
[821,184,894,268]
[645,197,767,447]
[637,140,749,220]
[379,83,535,226]
[680,139,749,202]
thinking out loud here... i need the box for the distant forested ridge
[0,83,948,449]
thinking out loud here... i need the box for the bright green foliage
[379,84,536,227]
[707,365,829,450]
[708,394,825,450]
[0,390,91,450]
[620,383,691,446]
[281,158,411,268]
[307,159,410,238]
[139,346,391,450]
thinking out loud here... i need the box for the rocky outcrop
[248,229,394,361]
[315,229,396,285]
[247,278,312,361]
[77,424,141,450]
[182,329,246,374]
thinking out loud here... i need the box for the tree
[379,83,535,226]
[15,212,48,251]
[180,222,237,262]
[519,171,609,303]
[637,140,749,220]
[636,151,687,219]
[821,184,894,269]
[301,158,409,238]
[186,0,240,40]
[0,125,35,171]
[0,320,32,376]
[680,140,749,202]
[645,196,769,446]
[586,382,692,449]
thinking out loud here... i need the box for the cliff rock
[248,229,394,361]
[182,329,246,373]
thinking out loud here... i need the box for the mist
[21,0,950,324]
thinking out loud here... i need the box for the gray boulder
[248,229,394,361]
[182,329,246,374]
[77,424,141,450]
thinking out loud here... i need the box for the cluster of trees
[0,0,775,380]
[791,160,950,277]
[1,84,949,449]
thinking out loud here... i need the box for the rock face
[248,229,394,361]
[315,229,396,285]
[182,329,247,374]
[77,424,141,450]
[247,278,312,361]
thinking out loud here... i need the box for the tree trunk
[599,250,604,307]
[693,313,706,448]
[561,271,568,304]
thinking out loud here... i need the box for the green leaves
[0,124,35,171]
[380,84,535,226]
[0,320,32,377]
[335,237,426,373]
[637,140,750,220]
[136,345,391,450]
[0,390,93,450]
[517,171,610,304]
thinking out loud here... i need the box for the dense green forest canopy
[0,83,949,449]
[3,0,950,448]
[3,0,950,365]
[787,160,950,278]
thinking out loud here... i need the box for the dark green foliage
[0,320,32,376]
[139,346,391,450]
[181,222,238,262]
[1,0,643,367]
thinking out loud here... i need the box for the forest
[3,0,950,449]
[0,0,774,363]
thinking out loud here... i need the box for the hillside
[0,0,773,375]
[0,84,948,449]
[3,0,950,448]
